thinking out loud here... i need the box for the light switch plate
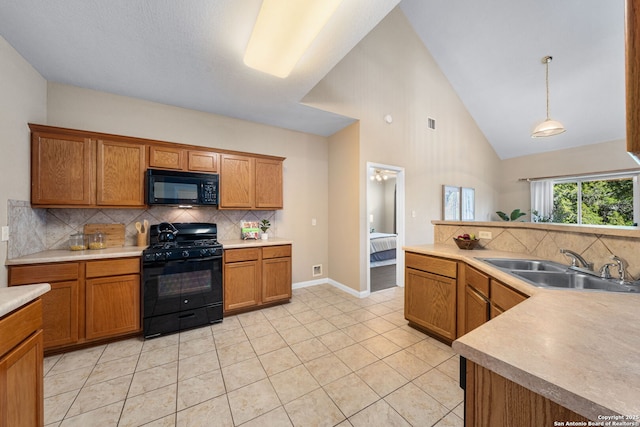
[1,226,9,241]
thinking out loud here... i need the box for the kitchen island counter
[404,243,640,421]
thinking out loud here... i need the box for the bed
[370,232,397,267]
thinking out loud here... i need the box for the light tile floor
[43,284,464,427]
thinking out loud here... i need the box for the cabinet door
[188,150,218,172]
[490,279,527,318]
[262,257,292,303]
[219,154,255,208]
[0,330,44,427]
[224,260,260,312]
[41,281,80,349]
[149,145,185,170]
[85,274,141,340]
[405,268,457,340]
[255,158,283,209]
[31,130,93,206]
[465,286,490,334]
[96,139,146,206]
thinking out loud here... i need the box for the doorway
[366,162,405,293]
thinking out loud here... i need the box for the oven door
[143,256,223,319]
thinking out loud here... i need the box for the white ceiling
[0,0,626,159]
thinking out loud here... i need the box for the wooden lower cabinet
[262,245,292,303]
[462,266,528,335]
[490,279,527,318]
[223,245,292,314]
[8,257,141,353]
[224,249,261,312]
[404,252,457,342]
[85,274,140,340]
[464,359,588,426]
[0,299,44,427]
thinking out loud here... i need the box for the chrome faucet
[611,255,627,283]
[560,248,594,271]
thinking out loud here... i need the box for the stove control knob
[182,250,190,258]
[155,252,164,261]
[200,248,209,256]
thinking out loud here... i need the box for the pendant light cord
[544,56,552,120]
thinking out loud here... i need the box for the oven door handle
[174,255,222,263]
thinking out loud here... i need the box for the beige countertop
[5,246,146,265]
[404,243,640,420]
[0,283,50,318]
[219,237,293,249]
[5,238,293,266]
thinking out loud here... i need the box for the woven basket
[453,238,480,250]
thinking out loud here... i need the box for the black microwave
[146,169,218,206]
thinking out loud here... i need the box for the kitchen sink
[477,257,640,293]
[513,271,640,293]
[479,258,567,272]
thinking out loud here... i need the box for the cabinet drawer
[491,280,527,312]
[225,248,260,263]
[86,258,140,278]
[466,265,490,297]
[262,245,291,259]
[405,252,457,278]
[9,263,79,285]
[0,299,42,357]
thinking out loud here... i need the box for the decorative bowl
[453,238,480,250]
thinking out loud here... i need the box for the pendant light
[532,56,566,138]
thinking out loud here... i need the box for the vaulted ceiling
[0,0,625,159]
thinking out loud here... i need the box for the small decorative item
[241,221,260,240]
[496,209,526,221]
[259,219,271,240]
[453,234,479,250]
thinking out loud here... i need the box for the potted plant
[259,219,271,240]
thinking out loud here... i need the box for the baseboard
[292,278,370,299]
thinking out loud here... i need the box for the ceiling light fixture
[243,0,343,78]
[532,56,566,138]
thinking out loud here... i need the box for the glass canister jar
[88,231,106,250]
[69,232,86,251]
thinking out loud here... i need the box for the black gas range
[142,222,223,338]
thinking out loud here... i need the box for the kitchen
[0,1,638,426]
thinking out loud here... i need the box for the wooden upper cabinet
[148,144,185,170]
[255,158,283,209]
[627,0,640,155]
[220,154,255,208]
[30,128,94,206]
[96,139,146,207]
[188,150,218,172]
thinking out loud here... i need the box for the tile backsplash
[7,199,276,259]
[434,222,640,281]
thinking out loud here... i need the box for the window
[531,173,639,226]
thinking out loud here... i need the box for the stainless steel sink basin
[477,257,640,293]
[479,258,567,272]
[513,271,640,293]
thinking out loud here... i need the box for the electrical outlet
[311,218,317,226]
[1,226,8,242]
[478,231,492,239]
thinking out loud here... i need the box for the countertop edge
[0,283,51,318]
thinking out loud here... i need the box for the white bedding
[370,232,397,267]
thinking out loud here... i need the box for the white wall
[44,83,330,285]
[0,36,47,287]
[304,7,502,291]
